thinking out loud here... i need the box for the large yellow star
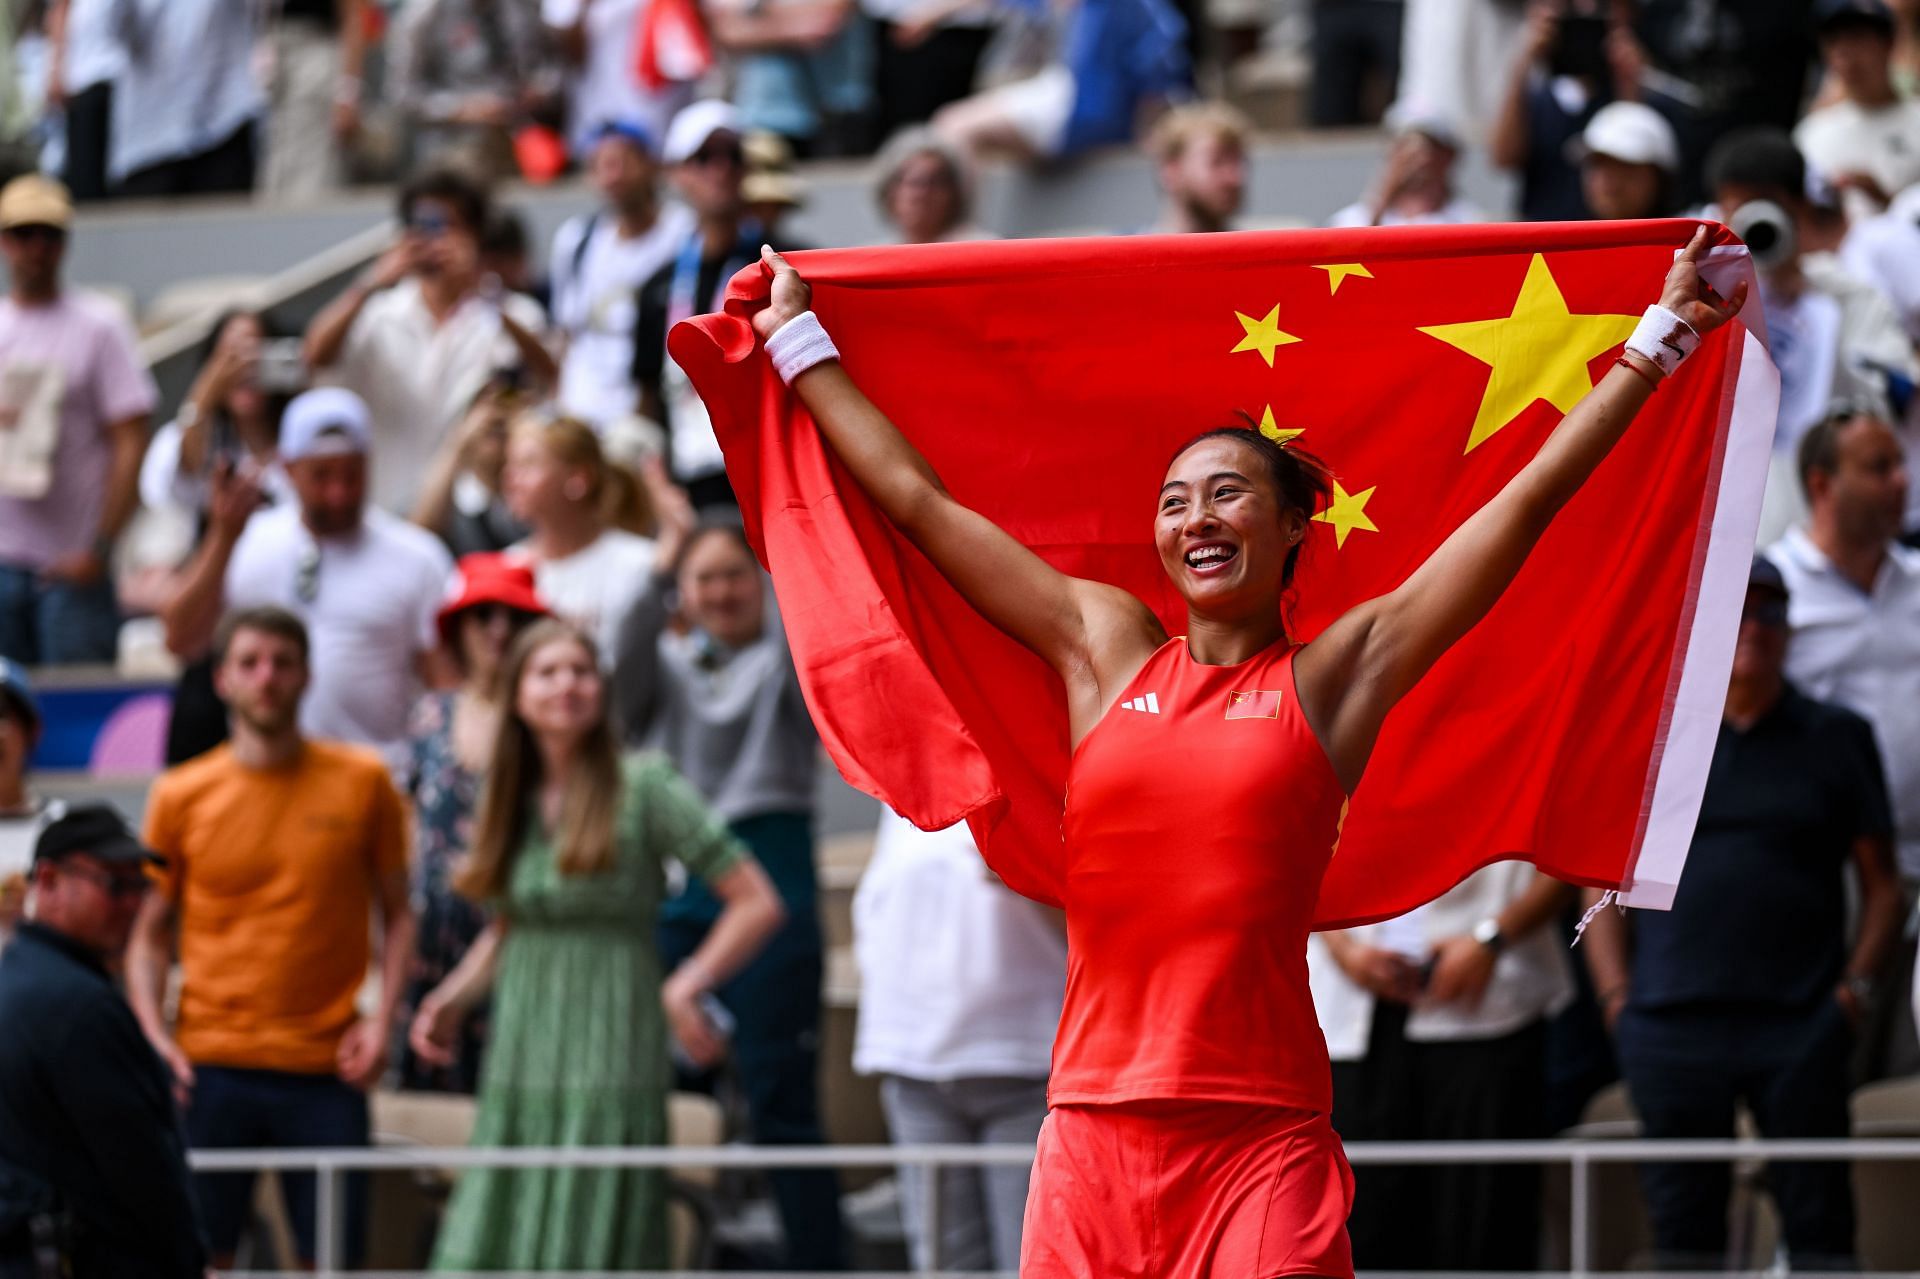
[1313,480,1379,548]
[1231,304,1301,367]
[1257,405,1304,443]
[1418,254,1640,453]
[1314,263,1373,295]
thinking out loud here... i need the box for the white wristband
[765,310,840,385]
[1624,304,1700,379]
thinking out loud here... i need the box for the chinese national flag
[669,222,1778,928]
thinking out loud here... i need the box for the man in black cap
[0,803,207,1277]
[1582,557,1904,1268]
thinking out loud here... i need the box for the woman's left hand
[1659,225,1749,337]
[663,974,728,1069]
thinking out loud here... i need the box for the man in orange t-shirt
[127,605,415,1269]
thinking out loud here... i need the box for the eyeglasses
[295,546,321,604]
[2,225,65,244]
[408,210,452,238]
[688,144,745,169]
[58,861,151,899]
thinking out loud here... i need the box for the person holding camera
[0,804,207,1278]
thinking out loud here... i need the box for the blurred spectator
[389,0,552,182]
[1397,0,1523,145]
[865,0,996,138]
[551,120,693,428]
[503,415,657,661]
[141,310,297,766]
[109,0,265,197]
[1897,0,1920,90]
[1310,0,1402,127]
[411,619,782,1270]
[304,169,555,514]
[707,0,876,157]
[261,0,368,203]
[1633,0,1817,205]
[874,126,984,241]
[543,0,692,161]
[43,0,124,202]
[1708,130,1919,543]
[743,128,808,237]
[412,378,532,557]
[853,812,1065,1272]
[0,660,42,936]
[1797,0,1920,225]
[1584,556,1901,1270]
[394,553,548,1092]
[614,520,850,1271]
[1489,0,1652,221]
[931,0,1190,163]
[1767,412,1920,883]
[1140,101,1247,234]
[0,804,206,1278]
[0,175,154,667]
[1312,868,1573,1270]
[634,101,803,509]
[1329,108,1482,225]
[128,607,415,1271]
[1839,183,1920,347]
[159,388,456,772]
[480,206,539,299]
[1570,102,1681,219]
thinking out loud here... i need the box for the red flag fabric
[633,0,713,91]
[669,222,1777,929]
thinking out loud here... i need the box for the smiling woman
[744,234,1744,1279]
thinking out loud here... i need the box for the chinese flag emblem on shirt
[1226,689,1284,720]
[670,223,1778,927]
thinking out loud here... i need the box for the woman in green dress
[409,618,786,1270]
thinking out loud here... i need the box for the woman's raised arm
[754,248,1165,732]
[1296,226,1748,792]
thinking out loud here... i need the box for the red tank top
[1051,637,1347,1111]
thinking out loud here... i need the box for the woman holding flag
[747,230,1742,1276]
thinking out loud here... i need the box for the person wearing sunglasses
[0,803,208,1278]
[631,100,808,513]
[0,175,157,668]
[1583,556,1902,1270]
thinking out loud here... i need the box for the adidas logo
[1119,693,1161,714]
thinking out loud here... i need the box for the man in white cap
[1574,100,1681,220]
[0,174,156,666]
[159,387,454,769]
[631,100,807,511]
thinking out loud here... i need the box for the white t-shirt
[1767,527,1920,880]
[138,417,296,522]
[1327,195,1483,228]
[1841,188,1920,346]
[551,203,695,428]
[852,813,1066,1082]
[511,529,657,664]
[1795,98,1920,226]
[541,0,692,157]
[323,280,547,514]
[225,504,454,770]
[1308,861,1574,1059]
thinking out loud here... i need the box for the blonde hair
[455,619,623,899]
[1145,102,1252,165]
[512,413,654,536]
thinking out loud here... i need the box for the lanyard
[666,220,764,330]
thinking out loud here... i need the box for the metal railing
[190,1136,1920,1277]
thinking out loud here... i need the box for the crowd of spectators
[0,0,1913,1266]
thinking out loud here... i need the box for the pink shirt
[0,294,155,570]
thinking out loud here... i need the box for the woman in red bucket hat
[394,553,548,1091]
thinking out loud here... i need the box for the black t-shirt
[1521,77,1606,223]
[1631,685,1892,1010]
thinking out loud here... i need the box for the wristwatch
[1471,917,1507,955]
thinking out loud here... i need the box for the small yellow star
[1418,254,1640,453]
[1314,263,1373,295]
[1313,480,1379,548]
[1257,405,1304,443]
[1231,304,1301,367]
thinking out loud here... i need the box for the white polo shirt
[1766,527,1920,879]
[1308,861,1574,1061]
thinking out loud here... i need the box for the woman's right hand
[751,246,813,343]
[408,991,465,1067]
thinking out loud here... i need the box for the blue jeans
[0,564,119,665]
[185,1066,369,1266]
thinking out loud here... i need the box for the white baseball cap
[279,387,373,461]
[1569,102,1680,173]
[662,100,744,166]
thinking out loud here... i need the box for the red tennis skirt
[1019,1100,1355,1279]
